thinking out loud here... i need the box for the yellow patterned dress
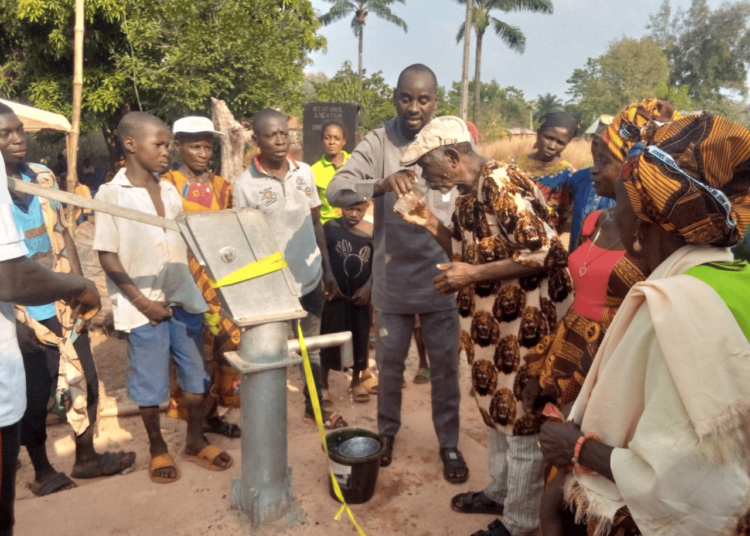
[162,170,241,417]
[453,161,574,436]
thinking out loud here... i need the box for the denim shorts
[126,306,209,406]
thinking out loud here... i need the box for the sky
[307,0,728,101]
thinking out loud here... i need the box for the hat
[173,116,223,137]
[400,116,473,166]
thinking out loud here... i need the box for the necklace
[579,227,623,277]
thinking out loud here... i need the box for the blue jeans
[126,307,209,406]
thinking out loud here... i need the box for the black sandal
[451,491,504,515]
[380,435,395,467]
[203,416,241,438]
[440,448,470,484]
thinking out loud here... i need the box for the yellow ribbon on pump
[208,252,288,288]
[297,323,368,536]
[203,312,221,335]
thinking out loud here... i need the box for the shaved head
[252,108,286,134]
[117,112,169,150]
[396,64,437,94]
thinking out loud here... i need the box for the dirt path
[14,330,501,536]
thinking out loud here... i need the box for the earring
[633,231,643,252]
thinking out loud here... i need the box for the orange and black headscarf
[622,112,750,246]
[603,98,682,162]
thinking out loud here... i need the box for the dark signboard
[302,102,359,165]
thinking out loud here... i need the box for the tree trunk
[472,30,483,126]
[67,0,84,230]
[460,0,473,121]
[211,97,253,182]
[358,27,364,103]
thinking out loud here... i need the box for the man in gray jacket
[327,64,467,483]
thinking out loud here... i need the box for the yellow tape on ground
[297,323,368,536]
[209,252,288,288]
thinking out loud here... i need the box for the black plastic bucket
[326,428,384,504]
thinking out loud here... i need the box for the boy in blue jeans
[94,112,232,483]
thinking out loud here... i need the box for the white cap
[173,116,224,137]
[400,116,473,166]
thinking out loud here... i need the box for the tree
[648,0,750,118]
[318,0,407,99]
[455,0,553,125]
[565,37,673,124]
[1,0,325,163]
[534,93,563,121]
[448,79,532,140]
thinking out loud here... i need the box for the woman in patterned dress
[163,117,241,438]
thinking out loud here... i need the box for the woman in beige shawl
[539,110,750,536]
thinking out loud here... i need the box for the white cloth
[233,156,323,295]
[567,245,750,536]
[93,169,207,332]
[484,429,544,536]
[0,152,28,427]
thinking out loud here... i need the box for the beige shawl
[566,245,750,536]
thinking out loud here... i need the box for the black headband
[539,111,579,138]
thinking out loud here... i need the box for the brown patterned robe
[454,161,574,435]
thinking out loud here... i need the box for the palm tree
[456,0,553,124]
[534,92,564,121]
[319,0,408,99]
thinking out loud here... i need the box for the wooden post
[460,0,473,121]
[67,0,85,229]
[210,97,253,182]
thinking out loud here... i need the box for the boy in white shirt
[94,112,231,484]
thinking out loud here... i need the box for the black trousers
[20,316,99,448]
[0,421,21,536]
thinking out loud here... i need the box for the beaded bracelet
[571,432,599,474]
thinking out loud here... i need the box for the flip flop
[71,450,137,479]
[361,375,379,395]
[413,367,431,384]
[304,409,349,430]
[28,471,77,497]
[321,388,334,409]
[350,383,370,403]
[149,453,181,484]
[203,416,241,438]
[184,445,234,472]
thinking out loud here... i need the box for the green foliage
[566,37,674,124]
[455,0,553,52]
[319,0,407,35]
[448,80,532,140]
[533,93,563,120]
[1,0,325,159]
[310,61,395,133]
[648,0,750,122]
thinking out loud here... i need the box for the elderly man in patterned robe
[397,116,574,536]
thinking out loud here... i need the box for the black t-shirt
[323,219,373,297]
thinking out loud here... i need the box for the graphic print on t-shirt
[335,239,371,279]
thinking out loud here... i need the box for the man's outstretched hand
[376,170,418,197]
[433,262,476,294]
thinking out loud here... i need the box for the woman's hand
[351,280,372,306]
[433,262,476,294]
[396,199,434,227]
[539,421,582,469]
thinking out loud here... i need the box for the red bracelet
[571,432,599,474]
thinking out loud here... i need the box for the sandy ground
[14,331,500,536]
[12,222,508,536]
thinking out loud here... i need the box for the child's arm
[311,206,343,301]
[98,251,173,324]
[351,275,373,306]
